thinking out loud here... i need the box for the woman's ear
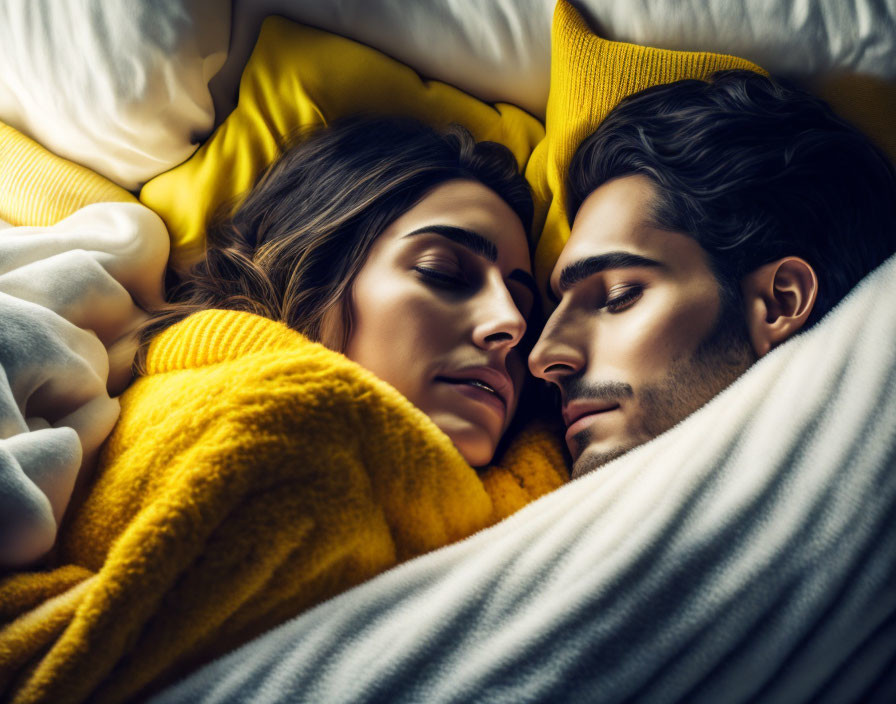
[740,257,818,357]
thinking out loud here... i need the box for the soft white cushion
[213,0,896,120]
[0,0,229,190]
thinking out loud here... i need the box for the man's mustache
[559,376,635,405]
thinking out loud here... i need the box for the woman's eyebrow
[403,225,497,262]
[404,225,536,301]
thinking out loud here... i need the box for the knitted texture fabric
[0,309,566,704]
[0,121,135,227]
[524,0,766,291]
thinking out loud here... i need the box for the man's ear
[740,257,818,357]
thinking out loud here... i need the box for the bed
[1,1,894,702]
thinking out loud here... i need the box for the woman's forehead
[385,179,531,270]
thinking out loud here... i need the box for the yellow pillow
[808,72,896,165]
[0,121,135,227]
[525,0,766,290]
[140,17,545,270]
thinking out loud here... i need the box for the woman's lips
[435,366,514,408]
[439,378,508,419]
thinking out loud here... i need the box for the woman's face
[336,179,535,466]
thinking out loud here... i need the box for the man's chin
[571,443,634,479]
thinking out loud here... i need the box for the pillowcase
[140,17,545,271]
[214,0,896,122]
[0,0,228,190]
[524,0,765,289]
[0,121,136,226]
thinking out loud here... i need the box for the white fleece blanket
[0,202,168,566]
[153,253,896,704]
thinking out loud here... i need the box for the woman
[140,114,538,466]
[1,116,565,704]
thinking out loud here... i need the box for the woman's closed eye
[413,257,468,288]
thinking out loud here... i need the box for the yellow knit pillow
[139,17,545,270]
[0,121,135,227]
[525,0,766,290]
[809,72,896,166]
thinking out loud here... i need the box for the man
[529,70,896,478]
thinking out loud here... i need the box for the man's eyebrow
[553,251,665,300]
[403,225,497,262]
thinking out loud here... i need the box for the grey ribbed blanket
[154,253,896,703]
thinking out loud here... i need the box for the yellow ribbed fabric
[0,121,135,226]
[0,309,565,704]
[140,17,545,270]
[525,0,766,292]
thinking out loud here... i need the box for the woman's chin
[453,438,495,467]
[437,421,499,467]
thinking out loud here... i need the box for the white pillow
[213,0,896,120]
[0,0,229,190]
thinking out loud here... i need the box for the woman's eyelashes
[413,263,467,288]
[412,251,533,321]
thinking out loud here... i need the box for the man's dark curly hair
[568,69,896,325]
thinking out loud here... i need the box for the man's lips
[562,400,621,437]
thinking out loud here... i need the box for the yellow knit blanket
[0,310,567,704]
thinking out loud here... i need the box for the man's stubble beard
[571,303,757,478]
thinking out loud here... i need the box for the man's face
[529,175,755,478]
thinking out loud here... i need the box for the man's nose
[528,310,586,383]
[472,276,527,351]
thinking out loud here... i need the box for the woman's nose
[472,277,527,351]
[528,309,586,382]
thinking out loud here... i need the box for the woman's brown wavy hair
[136,115,533,371]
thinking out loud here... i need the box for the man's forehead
[550,180,713,294]
[551,219,666,292]
[561,217,657,263]
[557,176,661,266]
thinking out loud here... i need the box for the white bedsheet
[152,252,896,703]
[0,203,169,566]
